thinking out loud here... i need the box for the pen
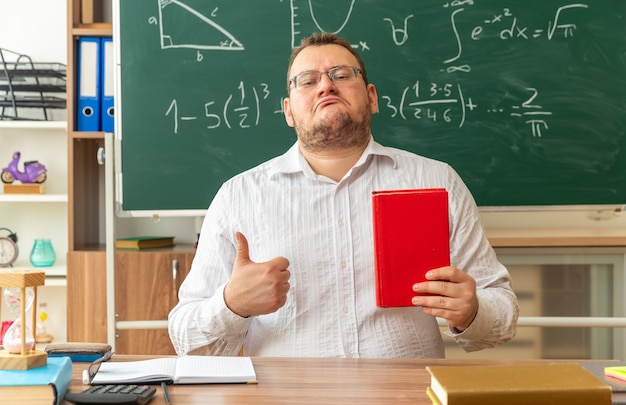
[161,381,172,405]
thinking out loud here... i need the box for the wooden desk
[63,357,551,404]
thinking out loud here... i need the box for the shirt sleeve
[168,185,252,356]
[443,166,519,351]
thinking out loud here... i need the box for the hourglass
[3,287,35,353]
[0,270,47,370]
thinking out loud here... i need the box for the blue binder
[76,37,101,131]
[100,36,114,132]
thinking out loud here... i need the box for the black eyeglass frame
[87,350,114,382]
[289,66,362,90]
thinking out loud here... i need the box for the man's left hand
[411,266,479,331]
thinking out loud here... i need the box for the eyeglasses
[87,350,114,383]
[290,66,362,90]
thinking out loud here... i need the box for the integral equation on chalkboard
[153,1,590,139]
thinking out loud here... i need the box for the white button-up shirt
[168,137,518,358]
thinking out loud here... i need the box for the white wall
[0,0,66,63]
[0,0,67,121]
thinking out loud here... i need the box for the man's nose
[317,72,335,91]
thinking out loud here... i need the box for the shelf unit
[0,120,68,275]
[0,120,68,344]
[65,0,109,344]
[444,247,626,360]
[65,0,197,353]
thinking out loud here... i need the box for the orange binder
[372,188,450,308]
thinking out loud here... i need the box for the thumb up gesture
[224,232,291,317]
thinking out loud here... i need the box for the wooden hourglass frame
[0,270,47,370]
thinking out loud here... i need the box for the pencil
[161,381,172,405]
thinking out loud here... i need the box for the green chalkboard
[117,0,626,213]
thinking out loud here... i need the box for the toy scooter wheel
[34,174,47,184]
[1,170,15,184]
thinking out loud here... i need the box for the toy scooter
[1,151,47,184]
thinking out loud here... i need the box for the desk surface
[63,356,556,405]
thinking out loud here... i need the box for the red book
[372,188,450,308]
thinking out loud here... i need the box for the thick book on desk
[0,356,72,405]
[91,356,257,385]
[426,363,611,405]
[372,188,449,307]
[115,236,175,250]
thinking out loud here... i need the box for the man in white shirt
[168,32,518,358]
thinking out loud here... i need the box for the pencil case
[45,342,112,363]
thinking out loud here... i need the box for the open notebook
[91,356,257,385]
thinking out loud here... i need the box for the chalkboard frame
[114,0,626,217]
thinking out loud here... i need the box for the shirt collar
[268,135,398,180]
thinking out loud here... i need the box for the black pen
[161,382,172,405]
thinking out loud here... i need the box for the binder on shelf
[100,36,114,132]
[76,36,101,131]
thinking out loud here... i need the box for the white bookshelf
[0,120,68,344]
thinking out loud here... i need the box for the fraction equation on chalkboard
[164,81,271,134]
[380,82,552,137]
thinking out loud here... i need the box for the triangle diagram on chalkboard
[159,0,244,51]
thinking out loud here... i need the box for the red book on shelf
[372,188,450,308]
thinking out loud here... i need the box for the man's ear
[368,84,379,114]
[284,97,295,127]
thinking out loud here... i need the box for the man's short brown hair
[286,32,369,92]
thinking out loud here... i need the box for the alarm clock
[0,227,18,267]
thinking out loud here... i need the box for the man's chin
[315,109,351,126]
[315,106,344,123]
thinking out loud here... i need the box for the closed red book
[372,188,450,308]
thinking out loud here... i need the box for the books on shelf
[115,236,175,250]
[91,356,257,385]
[372,188,449,308]
[426,363,611,405]
[0,356,72,405]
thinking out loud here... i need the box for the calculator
[64,384,157,405]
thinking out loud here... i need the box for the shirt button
[340,261,347,269]
[343,307,349,313]
[338,219,345,227]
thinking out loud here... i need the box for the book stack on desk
[426,363,611,405]
[0,356,72,405]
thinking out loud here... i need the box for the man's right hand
[223,232,291,318]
